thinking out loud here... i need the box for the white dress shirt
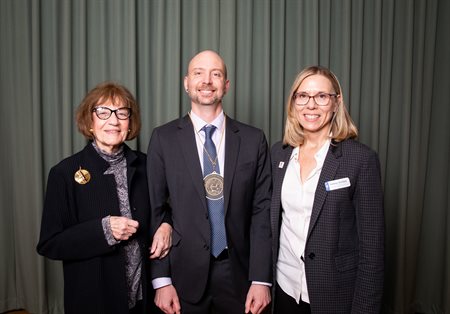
[276,140,330,303]
[190,110,226,175]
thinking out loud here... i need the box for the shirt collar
[290,139,331,162]
[190,110,225,132]
[290,147,300,161]
[315,139,331,163]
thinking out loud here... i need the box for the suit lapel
[177,115,208,211]
[271,144,293,247]
[307,141,342,240]
[273,145,294,203]
[223,117,239,214]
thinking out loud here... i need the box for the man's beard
[192,94,222,106]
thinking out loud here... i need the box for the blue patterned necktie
[202,125,227,257]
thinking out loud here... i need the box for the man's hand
[150,222,172,259]
[245,284,271,314]
[154,284,181,314]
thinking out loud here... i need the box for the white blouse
[276,140,330,304]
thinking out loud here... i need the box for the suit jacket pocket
[236,161,255,171]
[335,251,359,272]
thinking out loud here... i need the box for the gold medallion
[204,172,224,200]
[74,167,91,184]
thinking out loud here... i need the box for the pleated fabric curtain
[0,0,449,313]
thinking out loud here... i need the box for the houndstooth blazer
[271,139,384,314]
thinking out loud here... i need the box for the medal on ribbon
[204,172,224,200]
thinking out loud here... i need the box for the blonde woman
[271,66,384,313]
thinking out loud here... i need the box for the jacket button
[308,253,315,260]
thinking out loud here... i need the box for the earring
[89,128,93,132]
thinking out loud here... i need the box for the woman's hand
[109,216,139,241]
[150,222,172,259]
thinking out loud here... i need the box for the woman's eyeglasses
[92,107,132,120]
[293,92,337,106]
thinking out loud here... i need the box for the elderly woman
[271,66,384,313]
[37,81,171,314]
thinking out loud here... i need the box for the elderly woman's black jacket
[37,143,151,314]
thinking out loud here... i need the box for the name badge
[325,177,350,191]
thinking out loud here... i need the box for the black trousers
[180,252,244,314]
[274,282,311,314]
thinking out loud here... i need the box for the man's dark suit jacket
[271,139,384,313]
[147,115,272,304]
[37,143,152,314]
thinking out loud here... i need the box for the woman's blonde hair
[283,66,358,146]
[76,81,141,140]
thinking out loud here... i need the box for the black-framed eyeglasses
[92,107,132,120]
[293,92,338,106]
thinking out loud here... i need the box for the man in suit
[147,50,272,314]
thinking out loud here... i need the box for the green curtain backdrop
[1,0,449,313]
